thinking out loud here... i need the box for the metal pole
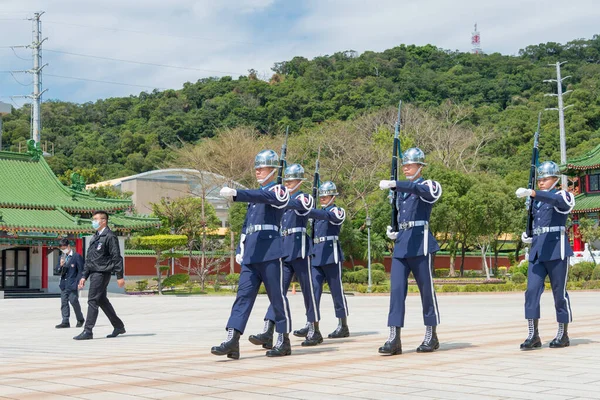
[32,12,42,144]
[555,62,568,189]
[366,216,372,293]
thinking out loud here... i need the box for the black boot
[293,322,310,338]
[76,320,85,328]
[328,317,350,338]
[549,323,570,348]
[301,322,324,346]
[378,326,402,355]
[211,328,241,359]
[266,333,292,357]
[416,325,439,352]
[520,319,542,350]
[248,320,274,349]
[107,327,126,338]
[55,322,70,329]
[73,330,93,340]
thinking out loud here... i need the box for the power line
[44,49,244,76]
[45,74,167,90]
[44,20,264,47]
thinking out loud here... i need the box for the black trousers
[84,272,124,332]
[61,289,84,323]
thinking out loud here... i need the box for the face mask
[61,248,69,254]
[92,220,101,230]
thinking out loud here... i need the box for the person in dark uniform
[211,150,292,359]
[304,180,350,341]
[248,164,321,349]
[516,161,575,350]
[73,210,126,340]
[54,239,85,329]
[378,147,442,356]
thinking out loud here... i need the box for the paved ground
[0,290,599,399]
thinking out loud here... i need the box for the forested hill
[1,35,599,183]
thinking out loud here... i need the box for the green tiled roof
[109,214,161,231]
[0,151,131,212]
[0,208,90,233]
[561,145,600,176]
[572,193,600,214]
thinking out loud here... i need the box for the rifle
[390,100,402,232]
[525,112,542,238]
[310,146,321,241]
[277,126,289,184]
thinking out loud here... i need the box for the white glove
[235,254,243,265]
[379,180,397,190]
[521,232,532,244]
[220,187,237,198]
[235,233,246,265]
[515,188,533,198]
[386,226,398,240]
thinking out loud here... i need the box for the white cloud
[0,0,598,105]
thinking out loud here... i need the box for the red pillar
[41,245,48,289]
[572,215,583,252]
[75,238,83,255]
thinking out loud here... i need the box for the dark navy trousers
[525,258,572,323]
[312,262,349,319]
[227,260,291,334]
[265,257,320,323]
[388,254,440,327]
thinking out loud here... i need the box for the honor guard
[378,147,442,355]
[516,161,575,350]
[249,164,322,348]
[211,150,292,359]
[301,181,350,341]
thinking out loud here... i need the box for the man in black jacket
[54,239,85,329]
[74,210,126,340]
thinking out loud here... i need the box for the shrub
[323,283,330,292]
[408,285,419,293]
[592,266,600,280]
[371,270,387,285]
[352,269,369,284]
[582,280,600,289]
[498,267,508,276]
[440,284,459,293]
[356,284,368,293]
[162,273,189,287]
[571,262,595,281]
[511,272,526,284]
[371,263,386,272]
[509,263,528,276]
[135,280,148,292]
[258,284,267,294]
[373,284,390,293]
[225,273,240,291]
[342,271,355,284]
[353,265,365,272]
[435,268,450,278]
[463,284,478,292]
[184,281,196,293]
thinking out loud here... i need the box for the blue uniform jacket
[393,178,442,258]
[529,189,575,262]
[54,251,84,291]
[235,182,289,265]
[281,191,314,262]
[309,204,345,267]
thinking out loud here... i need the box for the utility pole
[29,11,47,144]
[544,61,573,189]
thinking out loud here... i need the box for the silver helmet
[254,150,279,169]
[537,161,560,179]
[319,181,338,197]
[284,163,306,181]
[401,147,426,166]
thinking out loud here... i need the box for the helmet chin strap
[542,177,560,191]
[323,196,335,208]
[257,168,276,184]
[406,165,423,181]
[288,180,302,193]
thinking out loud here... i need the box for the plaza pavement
[0,290,599,399]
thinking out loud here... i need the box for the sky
[0,0,598,107]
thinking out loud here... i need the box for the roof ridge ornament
[26,139,43,161]
[70,172,87,192]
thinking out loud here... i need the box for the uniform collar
[260,181,276,190]
[323,203,336,210]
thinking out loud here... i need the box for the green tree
[131,235,187,294]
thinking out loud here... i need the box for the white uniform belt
[245,224,279,235]
[282,227,306,236]
[314,235,339,244]
[398,220,428,230]
[533,226,565,236]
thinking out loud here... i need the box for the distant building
[87,169,246,226]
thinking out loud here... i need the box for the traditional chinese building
[561,144,600,253]
[0,141,159,295]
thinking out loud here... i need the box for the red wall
[124,253,518,276]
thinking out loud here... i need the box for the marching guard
[378,147,442,355]
[248,164,322,348]
[211,150,292,359]
[299,181,350,342]
[516,161,575,350]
